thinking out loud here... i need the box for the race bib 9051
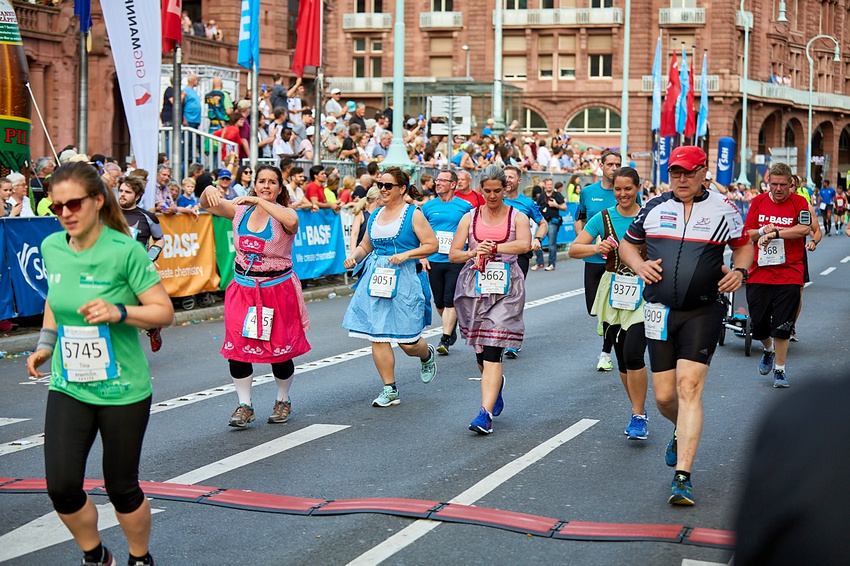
[368,267,399,298]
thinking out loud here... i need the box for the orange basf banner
[155,213,221,297]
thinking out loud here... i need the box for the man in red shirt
[453,170,485,207]
[305,165,339,212]
[743,162,811,388]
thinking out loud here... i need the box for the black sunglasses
[376,182,399,190]
[49,194,94,215]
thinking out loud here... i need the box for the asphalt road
[1,235,849,566]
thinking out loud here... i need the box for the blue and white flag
[73,0,92,33]
[651,37,662,132]
[675,45,690,135]
[237,0,260,72]
[696,51,709,138]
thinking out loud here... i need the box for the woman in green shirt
[27,162,174,566]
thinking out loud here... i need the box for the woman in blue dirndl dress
[343,167,439,407]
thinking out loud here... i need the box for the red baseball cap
[668,146,707,171]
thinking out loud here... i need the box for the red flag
[292,0,321,78]
[660,51,680,138]
[685,57,696,137]
[162,0,182,54]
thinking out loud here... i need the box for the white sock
[764,340,775,352]
[232,376,253,406]
[275,376,293,402]
[775,364,786,373]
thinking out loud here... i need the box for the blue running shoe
[668,474,695,505]
[773,369,790,388]
[469,407,492,434]
[665,431,677,467]
[627,414,648,440]
[372,386,400,407]
[504,348,518,359]
[436,338,450,356]
[493,375,505,416]
[420,344,437,383]
[759,349,776,375]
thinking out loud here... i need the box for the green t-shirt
[41,225,161,405]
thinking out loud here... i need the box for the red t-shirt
[743,192,808,286]
[305,181,326,204]
[455,189,485,207]
[216,125,242,160]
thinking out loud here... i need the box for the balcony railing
[326,77,388,94]
[641,75,720,92]
[659,7,706,25]
[343,12,392,30]
[742,78,850,110]
[12,1,61,35]
[420,11,463,28]
[736,10,753,29]
[494,7,622,26]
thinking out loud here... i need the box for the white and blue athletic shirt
[623,190,749,311]
[505,194,543,224]
[421,197,473,263]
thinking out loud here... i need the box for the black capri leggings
[229,359,295,380]
[44,391,151,515]
[475,345,504,366]
[427,261,463,310]
[608,323,647,373]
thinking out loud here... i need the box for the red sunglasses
[49,194,94,215]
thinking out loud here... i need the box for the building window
[371,57,382,77]
[430,56,453,77]
[356,0,383,13]
[432,0,453,10]
[523,107,548,131]
[538,35,554,50]
[504,36,527,51]
[430,37,454,52]
[668,34,695,51]
[503,55,527,80]
[354,38,366,52]
[287,0,298,50]
[539,55,553,79]
[588,54,612,78]
[354,57,366,78]
[670,0,696,7]
[567,107,621,134]
[591,0,613,7]
[505,0,527,9]
[372,40,382,52]
[559,55,576,78]
[541,0,554,8]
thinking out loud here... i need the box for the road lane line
[0,424,348,561]
[346,418,598,566]
[1,289,585,457]
[820,266,836,276]
[804,282,813,288]
[0,418,28,427]
[841,256,850,264]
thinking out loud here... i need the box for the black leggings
[229,359,295,380]
[584,263,614,354]
[475,345,504,366]
[44,391,151,515]
[608,323,647,373]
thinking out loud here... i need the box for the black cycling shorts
[746,283,800,341]
[647,301,725,372]
[610,323,647,372]
[802,251,810,284]
[584,262,607,315]
[428,261,463,310]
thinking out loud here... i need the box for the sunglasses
[49,194,94,215]
[376,182,399,190]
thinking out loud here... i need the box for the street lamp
[462,45,470,79]
[805,35,841,188]
[381,0,413,169]
[735,0,751,187]
[619,0,631,158]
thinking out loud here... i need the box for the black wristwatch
[733,267,749,282]
[115,303,128,322]
[534,236,543,243]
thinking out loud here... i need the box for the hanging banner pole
[26,82,58,163]
[171,45,182,183]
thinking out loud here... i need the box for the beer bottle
[0,0,31,178]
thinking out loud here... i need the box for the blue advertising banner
[716,137,736,186]
[0,221,15,320]
[3,217,62,317]
[540,203,579,246]
[291,209,346,279]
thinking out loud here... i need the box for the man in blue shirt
[182,73,202,163]
[817,180,837,236]
[575,149,621,371]
[421,169,473,355]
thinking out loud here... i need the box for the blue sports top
[421,197,473,262]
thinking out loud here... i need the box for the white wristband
[758,226,767,237]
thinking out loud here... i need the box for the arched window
[566,107,621,134]
[522,107,547,132]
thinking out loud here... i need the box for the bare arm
[388,208,437,263]
[233,196,299,235]
[200,186,237,220]
[568,229,616,259]
[620,239,663,285]
[343,234,374,268]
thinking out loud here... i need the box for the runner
[575,150,622,371]
[27,162,174,566]
[454,169,485,207]
[450,165,531,434]
[619,146,753,505]
[200,165,311,427]
[569,167,649,440]
[742,162,810,387]
[817,180,836,236]
[420,169,473,355]
[834,186,846,235]
[342,167,438,407]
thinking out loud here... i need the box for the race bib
[368,267,399,298]
[643,303,670,341]
[58,325,118,382]
[819,202,827,210]
[609,274,643,311]
[758,238,785,267]
[436,231,454,255]
[242,306,274,341]
[476,262,510,295]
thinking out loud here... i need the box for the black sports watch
[733,267,749,282]
[534,236,543,243]
[115,303,128,322]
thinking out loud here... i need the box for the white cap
[330,88,341,95]
[305,126,315,136]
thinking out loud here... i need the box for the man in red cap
[619,145,753,506]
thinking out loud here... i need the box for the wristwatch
[115,303,128,322]
[733,267,749,282]
[534,236,543,243]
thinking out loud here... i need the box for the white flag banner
[101,0,161,210]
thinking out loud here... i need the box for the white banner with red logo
[101,0,161,210]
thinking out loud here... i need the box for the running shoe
[420,344,437,383]
[773,369,790,388]
[436,338,450,356]
[504,348,518,359]
[665,430,678,467]
[530,264,544,271]
[83,546,116,566]
[372,385,400,407]
[268,399,292,423]
[146,327,163,353]
[596,352,613,372]
[469,407,493,434]
[669,474,695,506]
[493,375,505,416]
[627,414,648,440]
[544,264,556,271]
[758,348,776,375]
[128,555,156,566]
[228,404,255,427]
[449,326,458,345]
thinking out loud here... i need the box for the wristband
[115,303,128,322]
[774,230,780,239]
[758,226,766,237]
[37,327,58,353]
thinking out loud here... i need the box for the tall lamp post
[619,0,631,157]
[381,0,413,168]
[734,0,751,187]
[462,45,470,79]
[805,35,841,188]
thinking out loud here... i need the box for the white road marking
[0,418,28,427]
[0,424,347,561]
[681,559,733,566]
[804,282,813,288]
[820,266,836,276]
[346,418,598,566]
[1,290,585,457]
[841,256,850,264]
